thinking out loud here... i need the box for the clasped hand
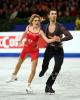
[53,36,61,42]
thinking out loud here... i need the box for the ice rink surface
[0,57,80,100]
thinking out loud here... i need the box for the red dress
[20,26,40,61]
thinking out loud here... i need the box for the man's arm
[60,26,73,42]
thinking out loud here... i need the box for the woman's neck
[33,25,39,30]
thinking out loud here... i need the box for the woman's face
[32,17,40,26]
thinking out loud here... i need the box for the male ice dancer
[39,8,73,93]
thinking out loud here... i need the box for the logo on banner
[0,35,47,49]
[0,36,25,48]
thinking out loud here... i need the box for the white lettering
[9,39,15,47]
[2,37,9,48]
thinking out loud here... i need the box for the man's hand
[53,36,61,42]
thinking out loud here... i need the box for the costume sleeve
[60,25,73,42]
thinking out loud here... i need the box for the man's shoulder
[41,23,49,33]
[56,22,62,27]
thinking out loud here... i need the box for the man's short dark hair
[47,8,57,15]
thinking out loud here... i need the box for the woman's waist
[24,42,38,48]
[24,44,39,52]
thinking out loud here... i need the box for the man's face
[48,11,57,22]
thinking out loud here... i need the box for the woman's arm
[40,30,60,43]
[19,31,26,41]
[18,26,28,44]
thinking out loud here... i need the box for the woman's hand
[18,40,22,45]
